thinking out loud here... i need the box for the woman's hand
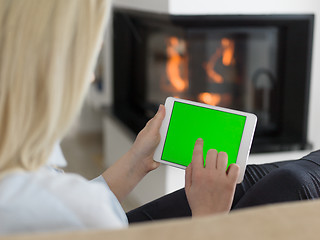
[102,105,165,202]
[129,104,165,174]
[185,138,240,217]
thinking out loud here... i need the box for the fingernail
[196,138,203,143]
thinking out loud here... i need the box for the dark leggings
[127,150,320,223]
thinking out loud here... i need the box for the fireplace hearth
[112,9,314,153]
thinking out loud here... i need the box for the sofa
[3,199,320,240]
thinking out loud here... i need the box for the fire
[163,36,235,107]
[198,92,221,106]
[166,37,188,92]
[203,48,224,84]
[221,38,235,66]
[203,38,235,84]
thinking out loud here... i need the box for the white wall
[114,0,169,13]
[168,0,320,15]
[114,0,320,14]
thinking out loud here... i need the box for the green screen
[162,102,246,168]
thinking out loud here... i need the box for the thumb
[148,104,165,130]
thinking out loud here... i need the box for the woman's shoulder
[0,168,126,234]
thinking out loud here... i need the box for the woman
[0,0,240,234]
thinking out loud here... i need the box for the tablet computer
[153,97,257,183]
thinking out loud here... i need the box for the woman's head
[0,0,110,173]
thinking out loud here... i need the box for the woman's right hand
[185,138,240,217]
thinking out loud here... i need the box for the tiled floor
[60,98,105,180]
[61,131,104,181]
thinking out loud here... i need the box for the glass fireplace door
[146,27,280,136]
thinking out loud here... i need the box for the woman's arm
[185,138,240,217]
[101,105,165,202]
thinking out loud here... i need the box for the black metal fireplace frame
[112,9,314,153]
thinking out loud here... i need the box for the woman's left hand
[102,105,165,202]
[129,104,165,174]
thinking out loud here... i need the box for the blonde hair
[0,0,110,174]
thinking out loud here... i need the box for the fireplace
[112,9,314,153]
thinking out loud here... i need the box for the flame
[203,38,235,84]
[203,48,224,84]
[221,38,234,66]
[166,37,188,92]
[198,92,222,106]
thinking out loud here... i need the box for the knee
[271,167,309,187]
[232,164,319,209]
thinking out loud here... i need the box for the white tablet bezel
[153,97,257,183]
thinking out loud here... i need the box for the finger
[191,138,204,171]
[216,151,228,170]
[205,149,218,169]
[185,162,192,190]
[148,104,165,130]
[226,164,240,183]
